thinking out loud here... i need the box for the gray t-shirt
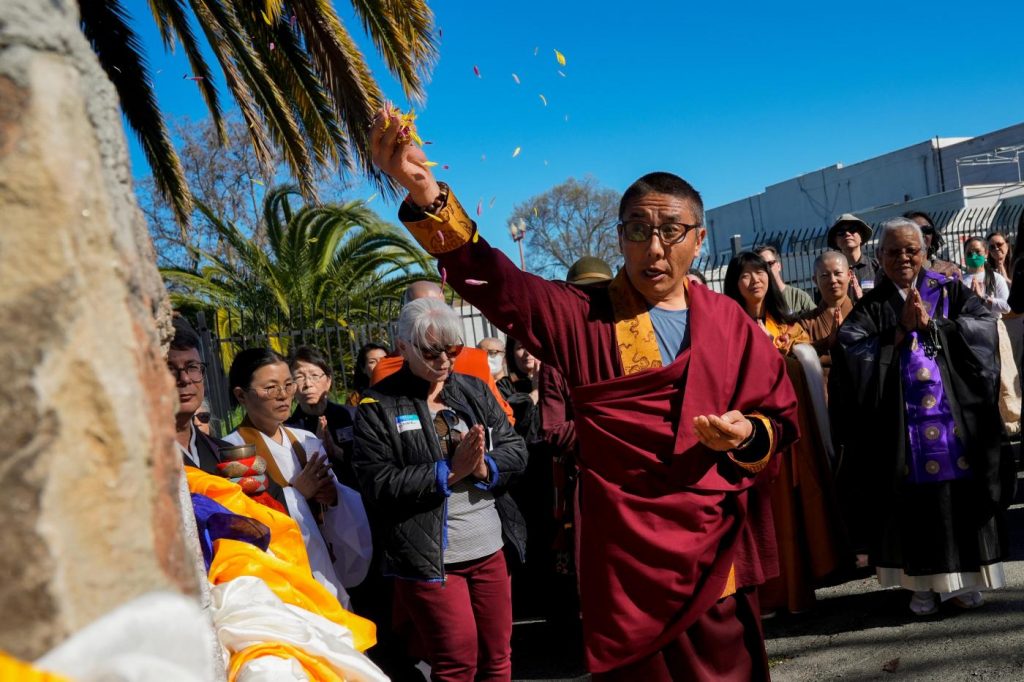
[431,410,504,564]
[648,306,691,361]
[779,285,816,315]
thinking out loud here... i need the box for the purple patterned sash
[901,271,970,484]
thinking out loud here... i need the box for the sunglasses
[418,343,464,361]
[194,412,211,424]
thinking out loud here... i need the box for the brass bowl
[219,443,256,462]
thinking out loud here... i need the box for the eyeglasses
[880,247,922,258]
[248,381,297,400]
[168,362,206,383]
[293,371,327,385]
[834,227,858,236]
[193,412,211,424]
[919,226,935,236]
[990,240,1007,249]
[433,409,460,456]
[619,220,700,245]
[419,343,464,361]
[483,349,505,357]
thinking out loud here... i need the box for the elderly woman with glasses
[223,348,373,607]
[353,297,528,682]
[831,217,1014,617]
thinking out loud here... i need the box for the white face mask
[487,355,504,376]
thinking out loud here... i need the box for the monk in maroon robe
[370,112,799,681]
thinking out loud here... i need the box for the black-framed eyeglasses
[920,226,936,236]
[619,220,700,245]
[248,381,298,400]
[193,412,211,424]
[293,371,327,385]
[168,362,206,383]
[419,343,465,361]
[880,247,922,258]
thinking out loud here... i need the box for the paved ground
[510,480,1024,681]
[766,500,1024,682]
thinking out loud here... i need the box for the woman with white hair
[353,297,528,681]
[831,217,1015,617]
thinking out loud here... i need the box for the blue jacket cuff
[473,455,500,491]
[435,460,452,496]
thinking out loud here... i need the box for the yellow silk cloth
[0,652,71,682]
[186,467,376,679]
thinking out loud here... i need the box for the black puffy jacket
[353,365,528,582]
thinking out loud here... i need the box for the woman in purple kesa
[830,217,1015,617]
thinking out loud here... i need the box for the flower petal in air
[554,49,567,66]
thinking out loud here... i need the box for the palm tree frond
[80,0,192,226]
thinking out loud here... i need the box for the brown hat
[827,213,873,248]
[566,256,613,285]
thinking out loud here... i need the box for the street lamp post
[509,218,527,271]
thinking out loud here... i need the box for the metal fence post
[195,310,231,438]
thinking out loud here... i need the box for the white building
[705,121,1024,256]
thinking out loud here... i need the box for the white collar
[178,424,200,467]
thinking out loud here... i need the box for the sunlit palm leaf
[79,0,191,226]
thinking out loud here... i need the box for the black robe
[829,271,1015,577]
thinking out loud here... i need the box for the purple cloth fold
[190,493,271,570]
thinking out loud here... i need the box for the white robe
[223,426,373,608]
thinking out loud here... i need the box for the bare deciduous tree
[509,176,621,279]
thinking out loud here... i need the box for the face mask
[487,355,504,376]
[965,253,986,269]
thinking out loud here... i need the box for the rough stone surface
[0,0,203,660]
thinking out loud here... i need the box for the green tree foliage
[79,0,437,226]
[162,185,434,328]
[509,176,622,278]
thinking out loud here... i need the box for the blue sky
[127,0,1024,264]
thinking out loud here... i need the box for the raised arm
[370,109,591,375]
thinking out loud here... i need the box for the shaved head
[403,280,444,304]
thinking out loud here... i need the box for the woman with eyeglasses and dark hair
[903,210,960,279]
[986,230,1013,285]
[723,253,848,617]
[962,237,1010,315]
[353,297,528,681]
[285,345,362,488]
[223,347,373,608]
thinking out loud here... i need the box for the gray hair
[397,298,464,363]
[877,217,926,250]
[814,250,849,272]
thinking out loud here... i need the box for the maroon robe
[437,237,798,674]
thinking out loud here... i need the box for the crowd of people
[165,107,1022,681]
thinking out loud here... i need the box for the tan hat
[828,214,873,247]
[566,256,613,285]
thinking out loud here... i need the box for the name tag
[861,279,874,290]
[396,415,422,433]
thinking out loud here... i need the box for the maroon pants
[394,550,513,682]
[592,589,769,682]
